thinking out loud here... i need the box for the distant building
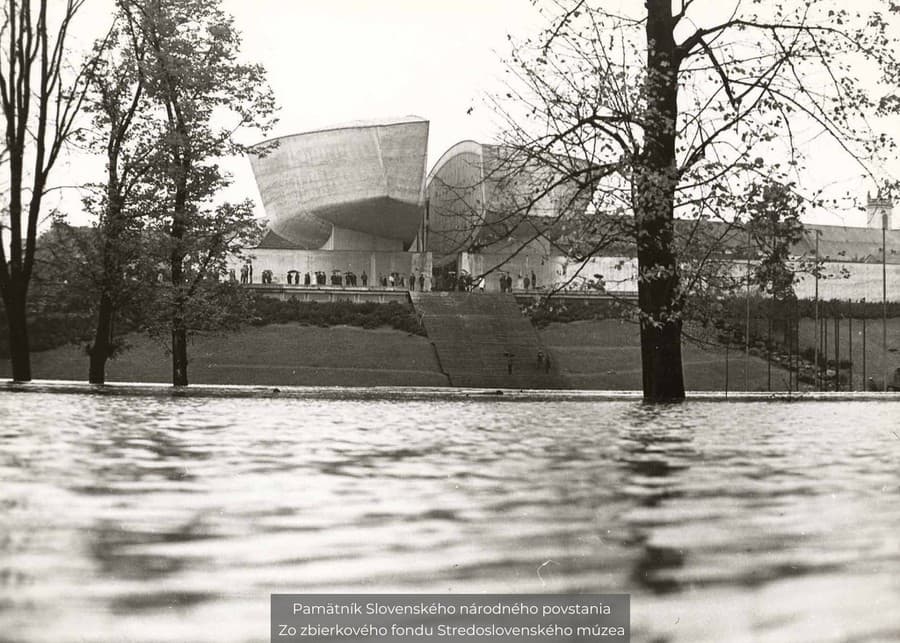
[792,223,900,300]
[866,191,895,230]
[240,117,900,301]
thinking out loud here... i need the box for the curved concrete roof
[248,118,429,249]
[426,139,484,186]
[426,140,594,219]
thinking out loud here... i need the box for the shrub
[247,297,426,336]
[525,298,630,328]
[0,310,94,357]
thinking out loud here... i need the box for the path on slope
[410,291,564,389]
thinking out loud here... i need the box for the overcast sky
[52,0,897,228]
[54,0,541,226]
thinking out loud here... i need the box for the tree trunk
[171,169,189,387]
[639,309,685,400]
[88,292,114,384]
[4,284,32,382]
[171,321,188,386]
[90,155,125,385]
[635,0,686,402]
[170,218,188,386]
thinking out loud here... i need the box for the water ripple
[1,393,899,642]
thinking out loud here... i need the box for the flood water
[1,390,899,643]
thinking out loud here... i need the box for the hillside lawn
[543,319,795,392]
[0,325,449,387]
[1,320,800,391]
[795,318,900,390]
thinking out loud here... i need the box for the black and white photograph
[1,1,899,641]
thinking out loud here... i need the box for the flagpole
[814,229,820,391]
[883,212,888,392]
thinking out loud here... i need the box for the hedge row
[723,297,900,320]
[248,297,426,335]
[525,298,632,328]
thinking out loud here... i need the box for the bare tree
[496,0,900,400]
[0,0,101,382]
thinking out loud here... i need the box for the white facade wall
[792,261,900,302]
[463,253,639,293]
[464,253,900,300]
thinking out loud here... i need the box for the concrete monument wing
[249,117,429,250]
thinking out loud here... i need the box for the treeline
[0,0,276,385]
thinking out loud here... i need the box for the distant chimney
[866,192,895,230]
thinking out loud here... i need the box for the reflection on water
[1,393,899,642]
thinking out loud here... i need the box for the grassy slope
[796,318,900,389]
[0,325,449,387]
[2,318,805,391]
[540,319,795,392]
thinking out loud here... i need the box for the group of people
[433,273,473,292]
[280,270,333,286]
[378,271,429,291]
[233,266,435,290]
[235,264,551,294]
[502,349,552,376]
[499,271,538,293]
[310,271,365,287]
[430,270,542,293]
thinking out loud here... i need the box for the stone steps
[410,292,564,389]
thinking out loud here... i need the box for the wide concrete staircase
[410,291,564,388]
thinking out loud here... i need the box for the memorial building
[244,117,432,291]
[240,117,900,301]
